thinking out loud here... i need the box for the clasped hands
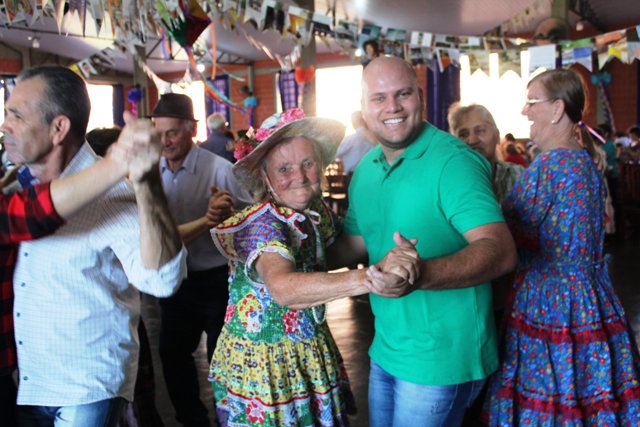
[107,111,163,182]
[364,232,420,298]
[206,186,233,227]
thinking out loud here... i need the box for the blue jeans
[368,360,485,427]
[17,397,127,427]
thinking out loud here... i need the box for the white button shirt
[13,143,187,406]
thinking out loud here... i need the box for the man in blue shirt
[200,113,236,164]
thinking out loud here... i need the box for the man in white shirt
[2,65,187,426]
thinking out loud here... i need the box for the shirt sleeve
[439,152,505,234]
[91,185,187,298]
[235,212,295,285]
[0,182,65,245]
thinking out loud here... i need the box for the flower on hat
[233,108,306,161]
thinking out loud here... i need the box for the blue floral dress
[484,149,640,426]
[208,197,354,427]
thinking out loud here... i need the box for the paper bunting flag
[381,28,406,58]
[434,34,460,48]
[161,0,210,47]
[595,30,625,69]
[528,44,557,74]
[262,0,285,35]
[485,38,506,52]
[498,49,521,76]
[404,45,434,67]
[333,19,357,50]
[244,0,262,29]
[67,0,86,34]
[436,48,460,72]
[629,42,640,63]
[466,51,490,75]
[78,59,98,79]
[358,24,381,50]
[184,47,247,113]
[410,31,433,48]
[86,0,105,34]
[459,36,483,50]
[311,12,332,37]
[560,39,593,71]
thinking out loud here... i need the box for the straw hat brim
[233,117,346,196]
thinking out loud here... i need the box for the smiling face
[262,137,321,211]
[1,77,55,167]
[361,57,423,159]
[521,80,558,146]
[454,109,499,163]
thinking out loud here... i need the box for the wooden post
[294,0,316,116]
[133,45,149,118]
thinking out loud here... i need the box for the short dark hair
[17,65,91,142]
[597,123,612,137]
[86,127,122,157]
[628,126,640,138]
[363,39,380,55]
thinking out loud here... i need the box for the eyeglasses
[524,98,554,107]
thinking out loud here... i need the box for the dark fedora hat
[150,93,197,121]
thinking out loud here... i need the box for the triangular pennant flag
[528,44,556,74]
[467,50,490,75]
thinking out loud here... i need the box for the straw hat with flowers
[232,108,345,200]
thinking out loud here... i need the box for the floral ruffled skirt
[209,327,354,427]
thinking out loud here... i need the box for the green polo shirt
[344,122,503,385]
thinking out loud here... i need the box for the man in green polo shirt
[330,56,517,426]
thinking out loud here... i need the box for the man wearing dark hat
[151,93,250,427]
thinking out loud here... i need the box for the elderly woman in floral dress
[208,108,419,427]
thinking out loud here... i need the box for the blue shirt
[161,144,251,271]
[336,127,376,174]
[13,143,187,406]
[200,131,236,164]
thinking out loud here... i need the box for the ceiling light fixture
[28,34,40,49]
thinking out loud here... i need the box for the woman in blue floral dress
[208,109,418,427]
[484,69,640,426]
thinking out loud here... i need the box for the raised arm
[122,112,183,269]
[0,115,160,244]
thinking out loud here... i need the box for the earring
[551,119,557,124]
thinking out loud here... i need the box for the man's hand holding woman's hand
[364,232,421,297]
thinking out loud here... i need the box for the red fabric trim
[493,383,640,419]
[508,311,629,344]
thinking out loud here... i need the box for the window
[206,76,230,125]
[459,53,531,139]
[170,80,207,142]
[86,84,114,132]
[315,65,363,135]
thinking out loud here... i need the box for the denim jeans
[368,360,485,427]
[17,397,127,427]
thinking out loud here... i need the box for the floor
[142,233,640,427]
